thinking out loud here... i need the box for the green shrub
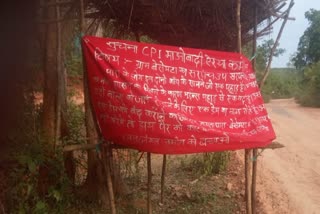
[260,68,300,102]
[189,152,230,175]
[8,141,72,214]
[7,98,85,213]
[64,100,85,145]
[295,61,320,107]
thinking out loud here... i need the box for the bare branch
[128,0,135,30]
[259,0,294,88]
[236,0,242,53]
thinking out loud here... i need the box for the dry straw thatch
[84,0,288,50]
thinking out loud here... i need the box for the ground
[29,91,320,213]
[255,98,320,214]
[68,152,247,214]
[111,98,320,214]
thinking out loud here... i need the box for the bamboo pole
[236,0,242,54]
[101,145,116,214]
[55,0,62,148]
[147,152,152,214]
[63,143,96,152]
[251,2,258,213]
[79,0,116,213]
[160,154,167,204]
[236,0,252,213]
[62,141,284,152]
[252,149,258,214]
[259,0,295,88]
[245,150,252,214]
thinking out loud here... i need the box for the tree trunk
[42,1,58,143]
[79,0,127,205]
[39,0,76,193]
[61,73,75,183]
[78,0,109,203]
[38,0,58,196]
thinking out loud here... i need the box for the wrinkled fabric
[82,36,275,154]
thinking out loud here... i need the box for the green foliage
[243,40,289,103]
[64,25,83,77]
[295,61,320,107]
[8,140,72,214]
[64,99,86,145]
[293,9,320,69]
[291,9,320,107]
[65,33,83,77]
[261,68,300,102]
[256,40,285,78]
[243,40,287,102]
[7,96,85,213]
[243,39,285,83]
[184,152,230,176]
[65,53,83,77]
[257,40,285,82]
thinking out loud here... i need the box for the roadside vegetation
[292,9,320,107]
[260,67,300,102]
[257,9,320,107]
[243,39,300,103]
[3,3,320,213]
[2,23,235,214]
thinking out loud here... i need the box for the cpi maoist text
[81,36,276,154]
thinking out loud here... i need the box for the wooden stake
[252,149,258,214]
[55,0,62,148]
[79,0,116,212]
[160,154,167,204]
[245,150,252,214]
[236,0,242,54]
[251,2,258,213]
[147,152,152,214]
[236,0,252,213]
[102,145,116,214]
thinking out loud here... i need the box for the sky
[265,0,320,68]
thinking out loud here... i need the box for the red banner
[82,36,275,154]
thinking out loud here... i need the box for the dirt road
[256,99,320,214]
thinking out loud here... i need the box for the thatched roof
[84,0,288,51]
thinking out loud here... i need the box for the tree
[255,39,285,81]
[243,39,285,82]
[296,61,320,107]
[293,9,320,69]
[40,0,76,194]
[292,9,320,107]
[243,39,286,102]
